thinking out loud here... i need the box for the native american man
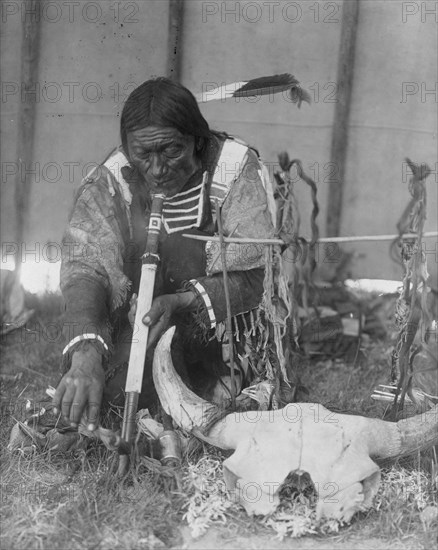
[53,78,298,430]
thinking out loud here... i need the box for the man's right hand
[52,344,105,430]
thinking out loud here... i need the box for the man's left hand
[142,291,197,348]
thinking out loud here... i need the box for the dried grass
[1,292,437,549]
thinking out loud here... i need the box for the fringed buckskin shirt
[60,135,277,364]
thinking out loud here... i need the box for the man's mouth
[148,177,173,188]
[148,180,180,198]
[145,181,170,193]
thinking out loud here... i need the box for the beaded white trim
[189,279,216,329]
[62,334,109,355]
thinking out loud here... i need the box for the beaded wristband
[62,333,109,356]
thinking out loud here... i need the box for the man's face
[126,126,201,197]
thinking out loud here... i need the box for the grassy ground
[0,292,437,550]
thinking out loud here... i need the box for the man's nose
[149,154,168,179]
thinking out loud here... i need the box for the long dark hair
[121,78,213,159]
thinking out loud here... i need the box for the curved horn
[363,405,438,459]
[153,326,254,449]
[394,404,438,457]
[153,326,221,433]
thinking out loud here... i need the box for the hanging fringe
[274,153,321,314]
[208,152,321,404]
[235,152,323,403]
[260,246,294,385]
[390,159,432,413]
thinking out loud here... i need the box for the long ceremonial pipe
[118,194,165,476]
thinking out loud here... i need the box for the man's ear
[196,137,204,152]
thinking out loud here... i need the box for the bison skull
[153,327,438,522]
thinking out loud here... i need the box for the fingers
[146,320,165,349]
[130,293,138,308]
[128,293,138,326]
[146,310,173,349]
[52,380,66,416]
[69,383,88,427]
[143,295,177,326]
[87,385,103,431]
[143,296,179,348]
[143,301,163,327]
[52,374,101,429]
[60,381,76,424]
